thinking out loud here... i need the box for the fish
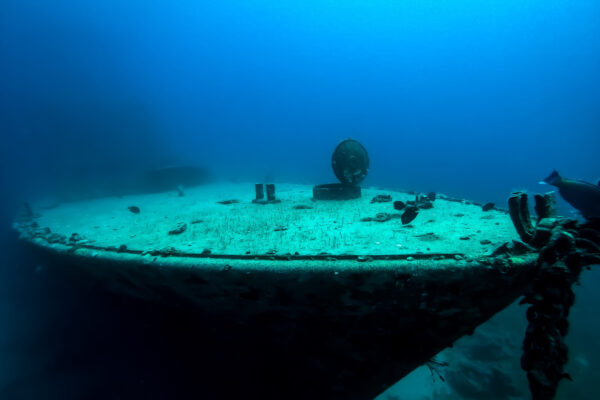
[541,170,600,219]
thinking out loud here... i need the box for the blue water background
[1,1,599,399]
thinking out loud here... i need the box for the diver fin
[543,170,562,186]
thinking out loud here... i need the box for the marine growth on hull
[13,139,600,400]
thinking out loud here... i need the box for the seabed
[14,183,540,399]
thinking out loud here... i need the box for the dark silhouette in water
[542,171,600,219]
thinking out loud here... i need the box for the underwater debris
[426,192,437,201]
[418,201,434,210]
[69,233,83,243]
[361,212,399,223]
[511,240,535,254]
[393,195,434,213]
[161,247,179,256]
[415,232,440,242]
[482,202,495,211]
[371,194,392,203]
[293,204,313,210]
[142,247,179,257]
[393,201,406,211]
[404,194,434,210]
[128,206,141,214]
[480,239,492,245]
[401,206,419,225]
[176,185,185,197]
[47,233,67,244]
[375,212,392,222]
[168,222,187,235]
[426,357,449,383]
[218,199,239,205]
[191,219,203,224]
[491,240,534,256]
[274,226,288,232]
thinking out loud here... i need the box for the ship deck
[13,183,538,399]
[19,183,519,269]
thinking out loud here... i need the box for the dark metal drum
[331,139,369,185]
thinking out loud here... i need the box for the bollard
[266,184,276,201]
[255,183,264,201]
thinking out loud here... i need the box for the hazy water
[1,0,600,399]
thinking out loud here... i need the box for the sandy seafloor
[1,183,599,399]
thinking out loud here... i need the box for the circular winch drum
[331,139,369,185]
[313,138,369,200]
[312,183,362,200]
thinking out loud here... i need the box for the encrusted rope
[510,191,600,400]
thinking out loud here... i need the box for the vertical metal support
[266,184,276,201]
[255,183,264,201]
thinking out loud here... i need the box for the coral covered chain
[508,191,600,400]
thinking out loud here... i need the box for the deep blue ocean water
[1,1,599,399]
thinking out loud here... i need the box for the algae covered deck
[14,183,539,399]
[26,183,517,265]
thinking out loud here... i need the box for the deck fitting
[252,183,281,204]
